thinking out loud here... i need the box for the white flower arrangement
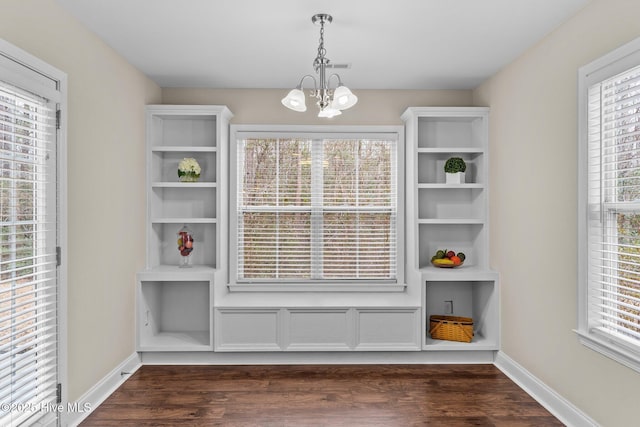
[178,157,201,181]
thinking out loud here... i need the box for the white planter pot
[446,172,465,184]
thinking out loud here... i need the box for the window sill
[574,329,640,374]
[228,282,407,293]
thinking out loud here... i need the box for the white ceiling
[55,0,590,90]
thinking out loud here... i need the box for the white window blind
[237,137,397,282]
[0,81,58,426]
[586,63,640,352]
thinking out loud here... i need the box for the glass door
[0,79,59,426]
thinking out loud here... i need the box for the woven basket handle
[461,327,473,340]
[429,322,443,335]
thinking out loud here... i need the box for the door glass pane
[0,81,58,426]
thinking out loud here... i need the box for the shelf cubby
[416,116,486,149]
[423,279,499,351]
[149,114,218,148]
[149,222,217,268]
[418,187,485,220]
[138,278,212,351]
[418,223,485,269]
[150,150,216,183]
[150,186,216,219]
[417,151,483,185]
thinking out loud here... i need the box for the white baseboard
[494,352,599,427]
[65,352,141,427]
[140,350,497,365]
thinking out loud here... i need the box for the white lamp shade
[281,88,307,112]
[318,107,342,118]
[331,85,358,110]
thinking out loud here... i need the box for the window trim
[229,125,405,292]
[577,36,640,373]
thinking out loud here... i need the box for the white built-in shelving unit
[402,107,500,352]
[137,105,232,352]
[135,105,497,360]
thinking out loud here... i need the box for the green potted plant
[444,157,466,184]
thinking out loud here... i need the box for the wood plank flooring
[79,365,563,426]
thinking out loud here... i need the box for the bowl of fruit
[431,249,465,268]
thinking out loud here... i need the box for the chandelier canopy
[281,14,358,118]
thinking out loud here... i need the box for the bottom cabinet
[214,307,421,352]
[137,269,214,351]
[423,276,499,351]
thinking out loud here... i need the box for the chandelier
[281,13,358,118]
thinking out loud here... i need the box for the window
[578,37,640,372]
[0,40,65,426]
[230,126,403,291]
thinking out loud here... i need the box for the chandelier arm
[327,73,343,89]
[297,74,318,91]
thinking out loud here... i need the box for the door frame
[0,38,68,425]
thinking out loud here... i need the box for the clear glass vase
[177,225,194,268]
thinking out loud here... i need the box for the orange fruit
[450,255,462,265]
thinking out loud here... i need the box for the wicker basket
[429,315,474,343]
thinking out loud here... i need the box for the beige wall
[0,0,162,401]
[162,88,472,125]
[473,0,640,425]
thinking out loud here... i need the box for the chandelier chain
[317,22,326,59]
[281,13,357,117]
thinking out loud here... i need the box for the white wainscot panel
[284,309,352,351]
[355,308,421,351]
[215,308,281,351]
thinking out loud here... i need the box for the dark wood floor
[79,365,563,426]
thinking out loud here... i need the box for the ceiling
[55,0,591,90]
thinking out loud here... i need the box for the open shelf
[151,218,217,224]
[417,183,484,189]
[416,147,485,154]
[150,186,216,219]
[424,332,497,351]
[418,223,485,268]
[138,279,213,351]
[150,150,216,182]
[416,115,486,149]
[148,222,217,268]
[422,278,499,351]
[418,187,485,220]
[149,115,218,148]
[152,182,217,188]
[417,219,484,225]
[151,146,217,152]
[420,264,500,281]
[142,331,210,349]
[417,151,483,185]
